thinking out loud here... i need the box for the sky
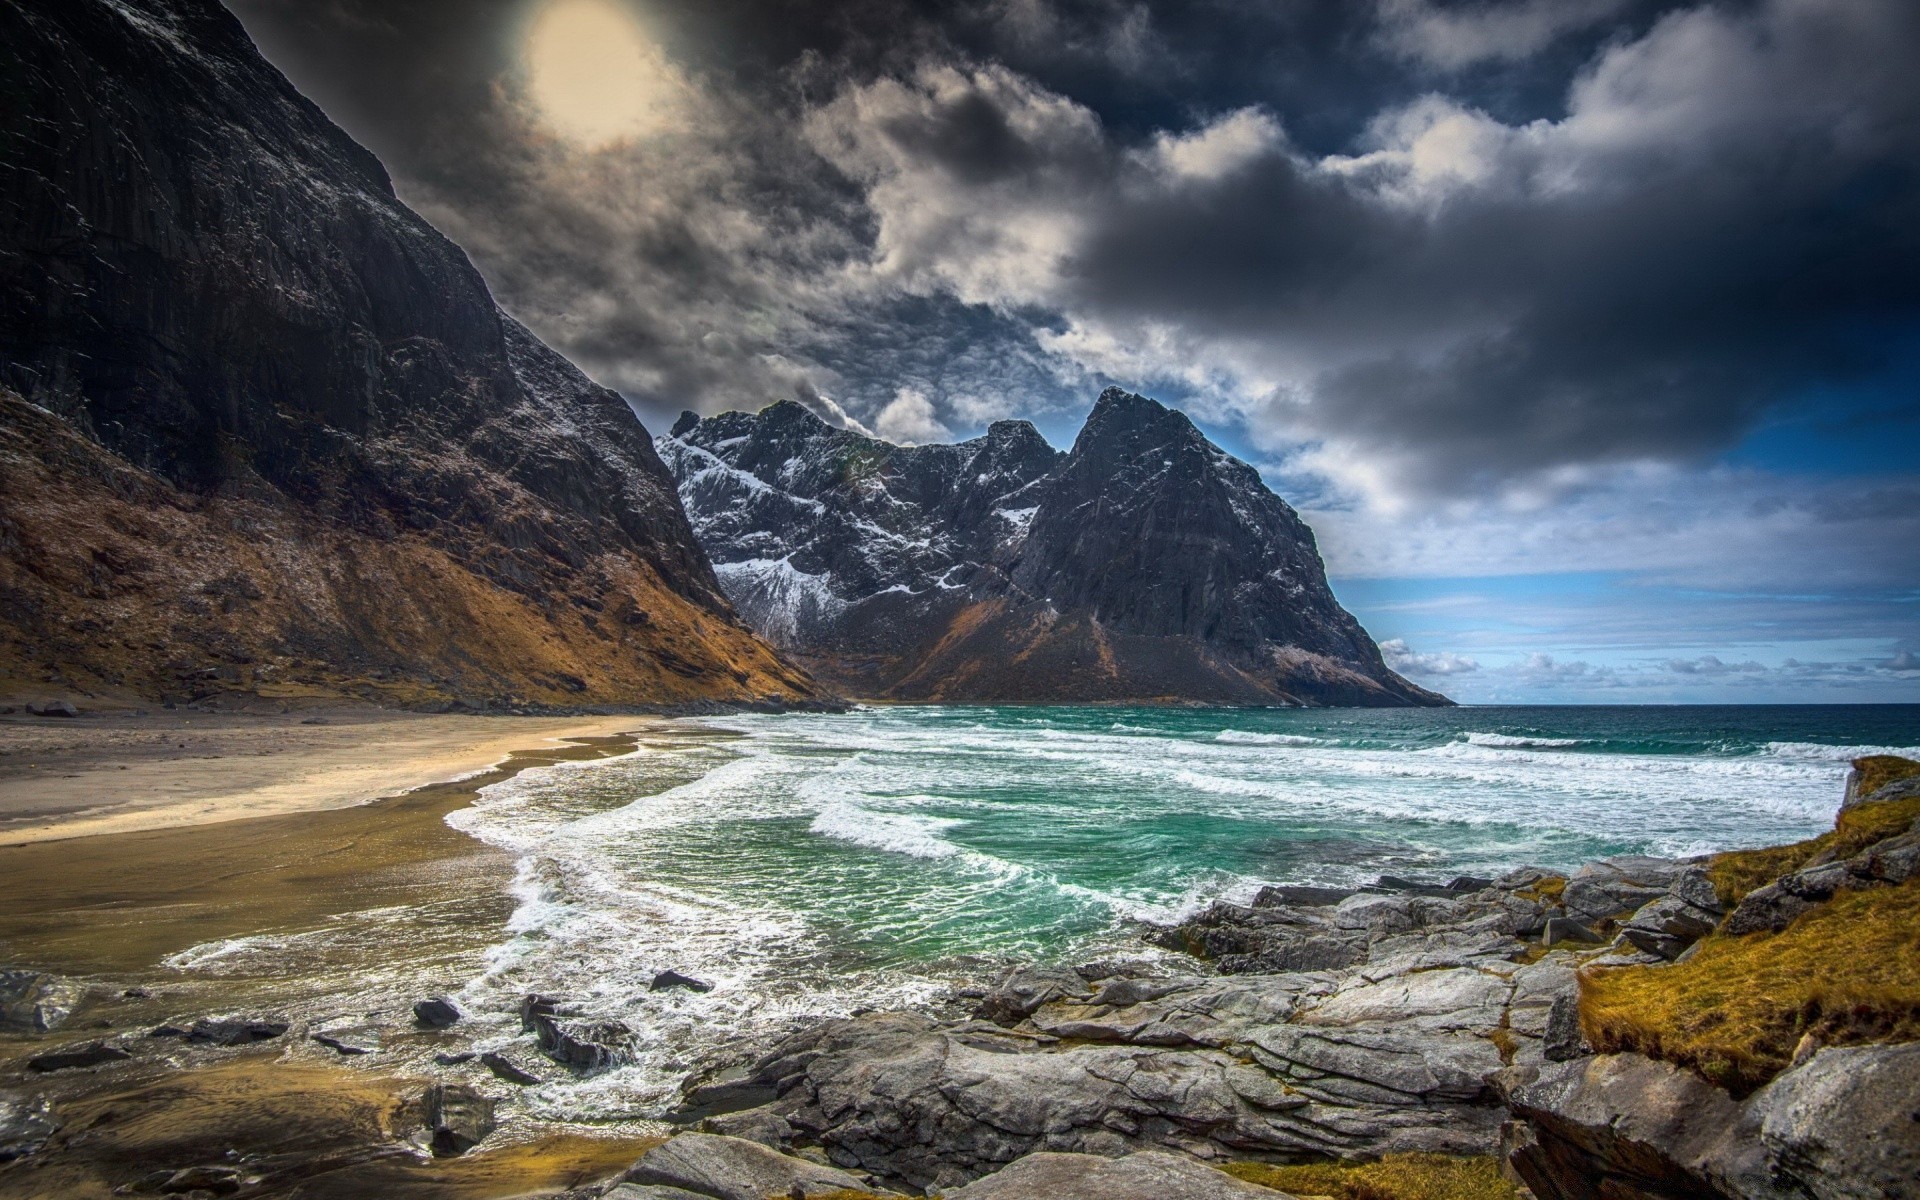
[226,0,1920,703]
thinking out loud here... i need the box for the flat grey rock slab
[625,1133,879,1200]
[946,1151,1290,1199]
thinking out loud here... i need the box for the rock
[946,1150,1285,1199]
[480,1050,544,1086]
[157,1165,243,1194]
[148,1025,192,1039]
[1506,1053,1767,1200]
[520,993,632,1072]
[434,1052,475,1066]
[1542,995,1591,1063]
[0,1094,58,1162]
[423,1083,496,1157]
[0,969,82,1033]
[28,1040,131,1072]
[603,1186,718,1200]
[1742,1043,1920,1200]
[187,1018,288,1046]
[976,964,1091,1026]
[1541,917,1601,947]
[312,1029,379,1056]
[1252,884,1354,907]
[413,997,462,1028]
[701,1105,795,1149]
[1619,896,1720,960]
[623,1133,876,1200]
[650,970,714,993]
[25,701,78,718]
[1667,867,1726,915]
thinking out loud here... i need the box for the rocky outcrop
[0,0,819,710]
[662,390,1446,706]
[1506,1044,1920,1200]
[682,873,1583,1190]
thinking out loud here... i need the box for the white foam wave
[1462,732,1585,749]
[1215,730,1323,746]
[809,803,965,859]
[1763,741,1920,762]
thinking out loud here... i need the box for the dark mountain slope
[663,389,1447,706]
[0,0,819,709]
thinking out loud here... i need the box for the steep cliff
[663,388,1445,706]
[0,0,820,709]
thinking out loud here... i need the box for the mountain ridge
[662,387,1447,707]
[0,0,821,711]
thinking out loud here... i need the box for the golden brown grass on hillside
[1580,879,1920,1095]
[1709,786,1920,906]
[1221,1154,1519,1200]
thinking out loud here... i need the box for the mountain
[661,389,1448,706]
[0,0,822,711]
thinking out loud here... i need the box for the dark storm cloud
[227,0,1920,512]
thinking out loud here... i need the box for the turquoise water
[432,703,1915,1116]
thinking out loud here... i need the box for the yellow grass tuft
[1220,1154,1519,1200]
[1578,880,1920,1095]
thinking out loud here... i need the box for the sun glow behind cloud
[524,0,681,147]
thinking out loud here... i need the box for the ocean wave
[1215,730,1323,746]
[809,803,967,859]
[1762,741,1920,762]
[1461,732,1586,749]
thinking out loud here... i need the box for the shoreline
[0,716,681,1198]
[0,709,666,846]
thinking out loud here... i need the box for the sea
[165,704,1920,1126]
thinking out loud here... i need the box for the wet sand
[0,709,660,845]
[0,719,690,1199]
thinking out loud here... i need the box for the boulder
[1,969,82,1033]
[1541,917,1601,947]
[519,994,632,1072]
[480,1050,544,1086]
[28,1040,131,1072]
[946,1150,1287,1199]
[423,1083,496,1157]
[701,1105,794,1148]
[1742,1043,1920,1200]
[413,997,462,1028]
[1251,884,1352,907]
[603,1186,719,1200]
[1619,896,1720,960]
[1506,1053,1768,1200]
[187,1018,287,1046]
[0,1094,58,1161]
[312,1028,379,1056]
[25,701,78,718]
[650,970,714,993]
[623,1133,878,1200]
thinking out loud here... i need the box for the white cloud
[1373,0,1632,70]
[873,386,952,444]
[1380,638,1481,676]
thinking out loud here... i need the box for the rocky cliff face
[0,0,819,709]
[662,388,1445,706]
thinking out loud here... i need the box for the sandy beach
[0,711,691,1198]
[0,709,661,845]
